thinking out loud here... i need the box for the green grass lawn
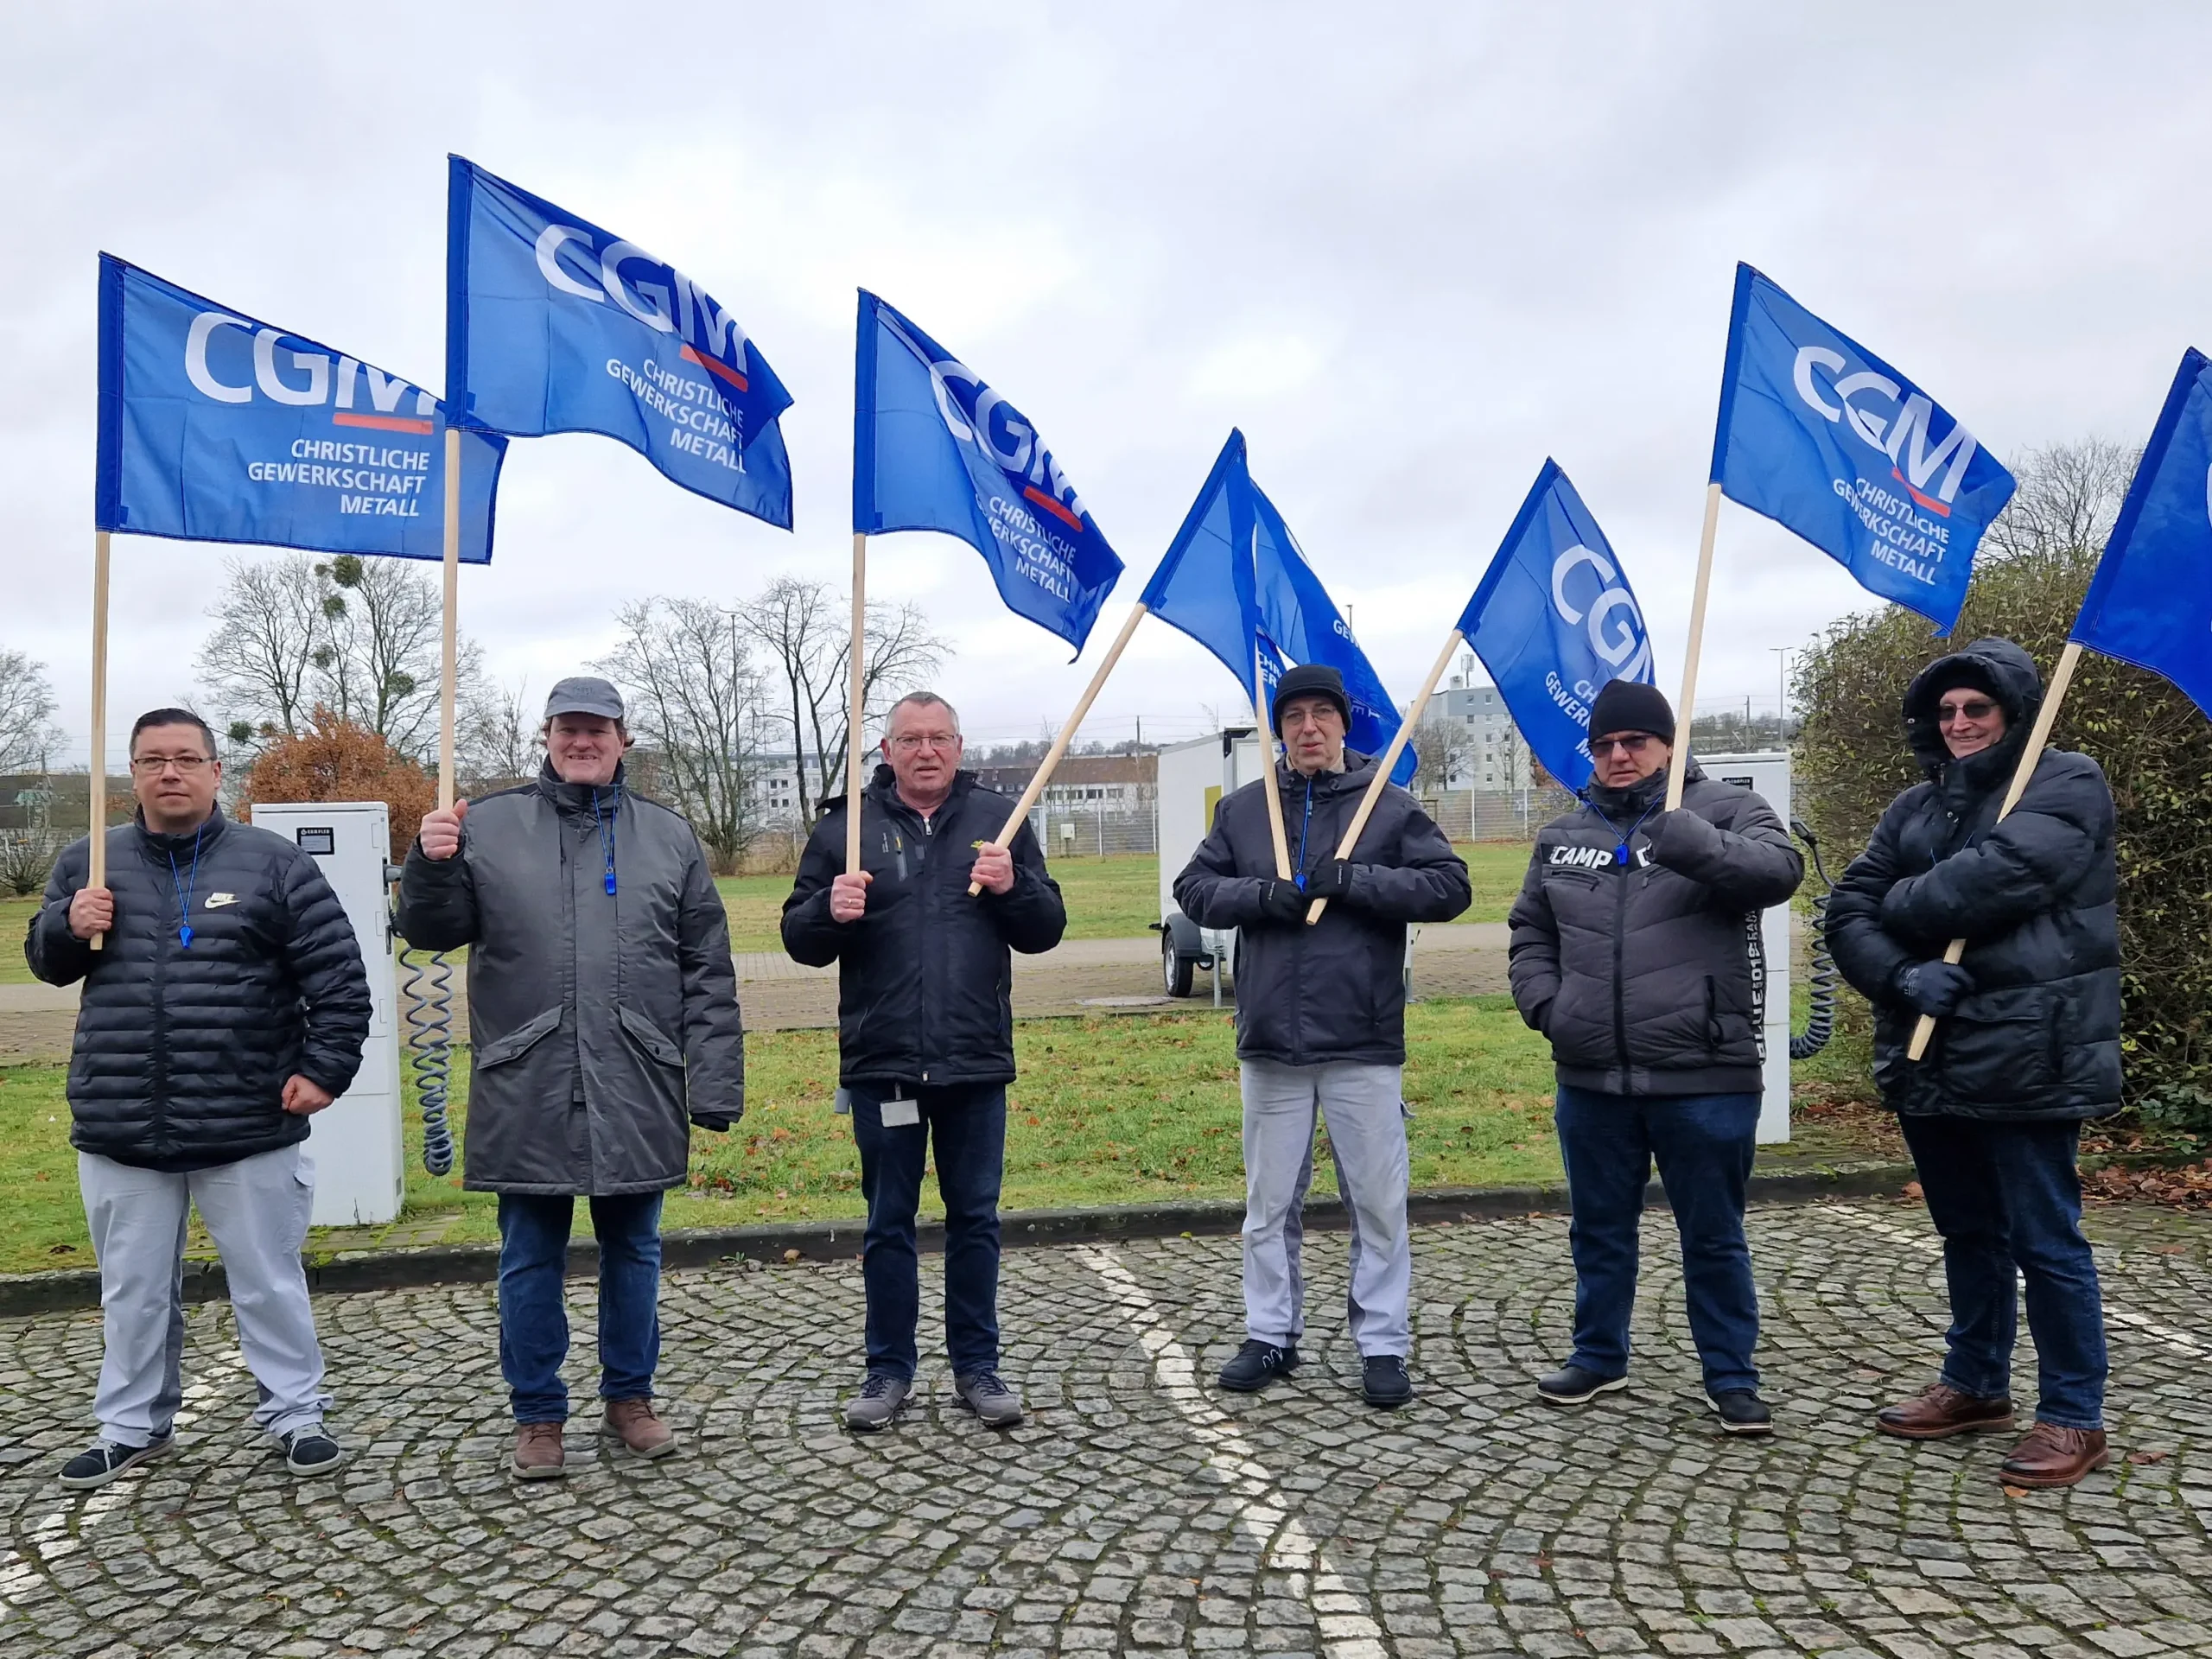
[0,997,1564,1274]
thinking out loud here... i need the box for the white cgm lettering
[1586,587,1644,666]
[1548,545,1615,625]
[185,312,253,404]
[252,329,328,406]
[928,359,981,442]
[599,241,674,332]
[974,388,1033,473]
[1885,393,1978,504]
[534,225,604,302]
[1834,370,1901,450]
[1792,346,1847,421]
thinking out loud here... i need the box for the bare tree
[196,556,329,741]
[597,598,772,873]
[739,577,949,817]
[1985,437,2140,563]
[0,647,60,772]
[1408,712,1475,798]
[460,677,537,791]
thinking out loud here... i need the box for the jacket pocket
[1938,984,2056,1104]
[618,1004,683,1068]
[475,1006,562,1068]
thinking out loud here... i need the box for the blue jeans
[849,1083,1006,1381]
[496,1192,664,1424]
[1554,1087,1761,1395]
[1898,1113,2107,1430]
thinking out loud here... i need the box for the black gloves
[690,1112,737,1134]
[1302,860,1357,902]
[1896,961,1976,1017]
[1252,880,1309,926]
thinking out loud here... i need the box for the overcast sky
[5,3,2209,761]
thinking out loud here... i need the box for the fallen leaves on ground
[2081,1157,2212,1209]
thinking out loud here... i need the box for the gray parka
[396,762,745,1195]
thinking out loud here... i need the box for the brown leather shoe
[602,1397,677,1459]
[512,1421,566,1480]
[1999,1421,2109,1489]
[1876,1382,2015,1440]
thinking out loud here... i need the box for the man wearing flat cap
[1174,664,1471,1408]
[399,676,744,1479]
[1508,679,1802,1436]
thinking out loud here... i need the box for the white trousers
[79,1143,331,1446]
[1239,1059,1412,1357]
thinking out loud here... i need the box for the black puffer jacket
[782,766,1065,1089]
[1508,761,1802,1096]
[1173,753,1471,1066]
[1827,638,2120,1122]
[26,809,371,1172]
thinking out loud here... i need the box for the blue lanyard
[1604,800,1661,867]
[590,787,619,897]
[166,825,206,949]
[1293,776,1314,890]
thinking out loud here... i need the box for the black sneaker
[280,1428,348,1476]
[58,1435,176,1490]
[1362,1355,1414,1408]
[1708,1389,1774,1436]
[1217,1338,1301,1393]
[952,1370,1024,1428]
[1537,1363,1630,1406]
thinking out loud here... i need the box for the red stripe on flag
[1891,467,1952,518]
[680,344,749,393]
[334,412,435,435]
[1022,486,1084,532]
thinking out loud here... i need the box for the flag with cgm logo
[854,290,1124,652]
[94,254,505,560]
[1458,460,1656,795]
[1711,264,2014,633]
[2068,346,2212,720]
[446,156,792,530]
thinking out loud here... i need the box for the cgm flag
[1459,460,1656,795]
[2069,348,2212,719]
[1711,263,2015,634]
[446,156,792,529]
[854,291,1123,652]
[94,254,504,561]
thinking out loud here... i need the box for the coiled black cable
[1789,817,1837,1061]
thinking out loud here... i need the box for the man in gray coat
[398,677,743,1479]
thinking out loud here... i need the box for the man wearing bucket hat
[398,676,744,1480]
[1173,664,1472,1408]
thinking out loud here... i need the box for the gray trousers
[1240,1058,1412,1357]
[79,1143,330,1446]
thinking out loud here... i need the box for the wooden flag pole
[1305,625,1465,925]
[967,602,1150,897]
[1665,480,1725,812]
[1904,639,2084,1061]
[86,531,111,951]
[437,428,461,813]
[1255,640,1294,880]
[844,531,869,874]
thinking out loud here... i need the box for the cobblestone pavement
[7,1197,2212,1658]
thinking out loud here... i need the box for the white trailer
[1698,752,1794,1145]
[1152,728,1264,998]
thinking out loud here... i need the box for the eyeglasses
[1588,734,1656,758]
[889,732,960,753]
[1937,699,1999,724]
[129,754,213,774]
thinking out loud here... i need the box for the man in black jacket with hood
[1174,665,1472,1409]
[784,691,1065,1433]
[1508,679,1802,1435]
[28,709,370,1488]
[1827,638,2118,1489]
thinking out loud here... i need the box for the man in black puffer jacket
[1174,665,1472,1410]
[784,691,1065,1433]
[1508,679,1802,1436]
[1827,637,2117,1490]
[27,709,369,1490]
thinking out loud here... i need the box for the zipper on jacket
[1611,859,1631,1081]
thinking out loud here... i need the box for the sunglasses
[1589,734,1656,758]
[1937,699,1999,724]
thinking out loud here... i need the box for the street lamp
[1770,646,1790,747]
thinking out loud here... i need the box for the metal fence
[1023,805,1159,858]
[1417,785,1577,843]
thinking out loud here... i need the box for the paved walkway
[4,1197,2211,1656]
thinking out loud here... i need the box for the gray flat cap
[544,675,625,721]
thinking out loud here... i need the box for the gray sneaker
[953,1370,1024,1428]
[843,1372,912,1433]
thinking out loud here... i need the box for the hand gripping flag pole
[439,429,462,810]
[1303,626,1463,924]
[86,531,111,949]
[846,532,868,874]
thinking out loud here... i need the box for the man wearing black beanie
[1507,677,1802,1435]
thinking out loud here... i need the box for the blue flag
[1711,263,2015,633]
[446,156,791,530]
[1145,431,1414,784]
[2070,348,2212,719]
[854,291,1123,652]
[1459,460,1657,795]
[93,255,504,561]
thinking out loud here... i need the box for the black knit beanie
[1588,678,1675,744]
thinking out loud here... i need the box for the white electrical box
[1699,753,1793,1145]
[246,800,405,1224]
